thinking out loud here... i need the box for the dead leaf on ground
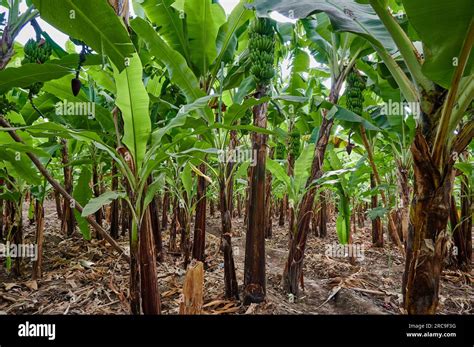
[4,283,18,291]
[24,280,38,291]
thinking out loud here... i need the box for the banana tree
[0,109,47,275]
[367,0,473,315]
[319,147,370,245]
[254,0,473,313]
[260,11,369,294]
[267,141,315,230]
[0,0,39,69]
[451,154,473,270]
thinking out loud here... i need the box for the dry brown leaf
[24,280,38,291]
[213,306,240,314]
[203,299,229,308]
[66,279,77,289]
[162,288,181,297]
[4,283,18,291]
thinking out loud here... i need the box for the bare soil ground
[0,200,472,315]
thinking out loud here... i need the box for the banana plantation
[0,0,472,316]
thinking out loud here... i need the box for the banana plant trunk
[219,174,239,299]
[150,195,163,263]
[179,194,191,268]
[278,198,285,226]
[110,162,120,239]
[370,173,383,247]
[146,176,162,262]
[53,190,62,221]
[32,199,44,279]
[12,202,23,277]
[129,221,141,314]
[6,178,23,276]
[264,148,274,239]
[244,85,268,304]
[210,200,215,217]
[286,138,296,237]
[318,190,328,238]
[92,160,103,239]
[282,86,339,295]
[237,195,242,218]
[120,197,130,237]
[402,132,454,314]
[219,130,239,299]
[396,163,411,244]
[169,197,178,253]
[60,139,75,236]
[192,164,207,262]
[161,189,170,230]
[138,207,161,314]
[452,173,472,270]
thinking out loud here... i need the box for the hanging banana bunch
[22,38,52,64]
[276,141,286,160]
[249,17,275,91]
[344,68,366,154]
[22,38,52,95]
[289,130,301,160]
[345,68,366,116]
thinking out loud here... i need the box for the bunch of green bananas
[22,39,53,95]
[22,39,52,64]
[0,96,17,114]
[345,69,365,116]
[275,141,286,160]
[249,18,275,87]
[289,130,301,159]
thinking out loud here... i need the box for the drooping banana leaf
[82,191,126,217]
[251,0,397,53]
[32,0,135,71]
[0,64,71,94]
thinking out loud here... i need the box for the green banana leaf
[251,0,397,53]
[141,0,190,62]
[185,0,226,76]
[113,54,151,169]
[73,166,93,240]
[130,17,206,104]
[32,0,135,71]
